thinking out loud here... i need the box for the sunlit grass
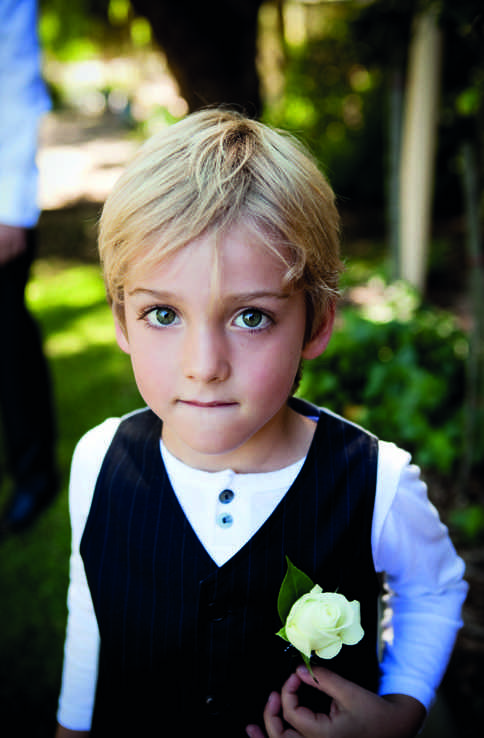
[27,260,106,309]
[45,305,116,357]
[27,264,116,356]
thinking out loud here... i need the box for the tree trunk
[459,140,484,489]
[399,8,442,291]
[387,66,404,281]
[130,0,264,116]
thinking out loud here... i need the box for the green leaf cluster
[298,283,469,475]
[449,505,484,542]
[264,33,385,207]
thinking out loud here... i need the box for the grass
[0,259,141,737]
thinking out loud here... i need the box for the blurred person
[0,0,57,533]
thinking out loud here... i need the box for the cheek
[129,358,153,402]
[244,348,300,400]
[129,342,170,394]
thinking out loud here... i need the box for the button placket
[216,478,235,529]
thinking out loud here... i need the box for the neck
[161,407,317,473]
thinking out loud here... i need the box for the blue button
[219,489,234,504]
[217,513,233,528]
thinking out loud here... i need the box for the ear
[113,311,131,355]
[301,304,335,360]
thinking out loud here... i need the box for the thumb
[296,665,365,709]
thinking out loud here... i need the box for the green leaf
[276,626,289,642]
[277,557,314,624]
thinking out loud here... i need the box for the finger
[246,724,267,738]
[263,691,286,738]
[296,665,366,710]
[246,691,291,738]
[0,225,27,265]
[280,672,331,738]
[0,240,24,265]
[262,691,305,738]
[280,673,303,712]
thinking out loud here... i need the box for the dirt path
[39,109,138,211]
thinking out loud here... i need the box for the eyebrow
[127,288,179,299]
[127,287,291,302]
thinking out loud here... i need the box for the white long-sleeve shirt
[0,0,50,228]
[57,415,467,731]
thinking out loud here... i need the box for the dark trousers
[0,230,57,499]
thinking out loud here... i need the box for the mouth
[179,400,237,408]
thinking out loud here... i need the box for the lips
[179,400,237,408]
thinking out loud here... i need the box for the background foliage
[299,282,469,475]
[1,1,483,735]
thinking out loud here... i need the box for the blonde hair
[99,108,343,341]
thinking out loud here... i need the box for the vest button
[205,695,220,714]
[207,601,226,622]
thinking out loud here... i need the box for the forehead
[125,224,292,295]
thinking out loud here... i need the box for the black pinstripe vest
[81,398,380,737]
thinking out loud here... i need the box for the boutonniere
[276,557,364,672]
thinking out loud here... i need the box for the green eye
[242,310,263,328]
[147,307,177,326]
[234,309,270,330]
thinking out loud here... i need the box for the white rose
[284,585,364,659]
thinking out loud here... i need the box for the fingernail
[297,665,310,677]
[297,665,319,683]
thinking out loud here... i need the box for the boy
[56,109,467,738]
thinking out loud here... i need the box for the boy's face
[115,224,332,472]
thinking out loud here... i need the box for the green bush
[264,37,385,207]
[298,282,468,474]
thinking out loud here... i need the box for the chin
[177,433,250,463]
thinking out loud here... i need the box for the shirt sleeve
[56,418,120,731]
[0,0,51,227]
[372,441,468,711]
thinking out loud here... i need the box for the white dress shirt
[57,414,467,730]
[0,0,51,228]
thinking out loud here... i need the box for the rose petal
[315,638,343,659]
[311,630,339,651]
[285,616,313,658]
[287,631,312,658]
[340,601,364,645]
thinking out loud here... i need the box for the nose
[182,324,230,383]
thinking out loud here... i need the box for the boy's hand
[0,224,27,265]
[246,665,426,738]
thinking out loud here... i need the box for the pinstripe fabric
[81,398,380,737]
